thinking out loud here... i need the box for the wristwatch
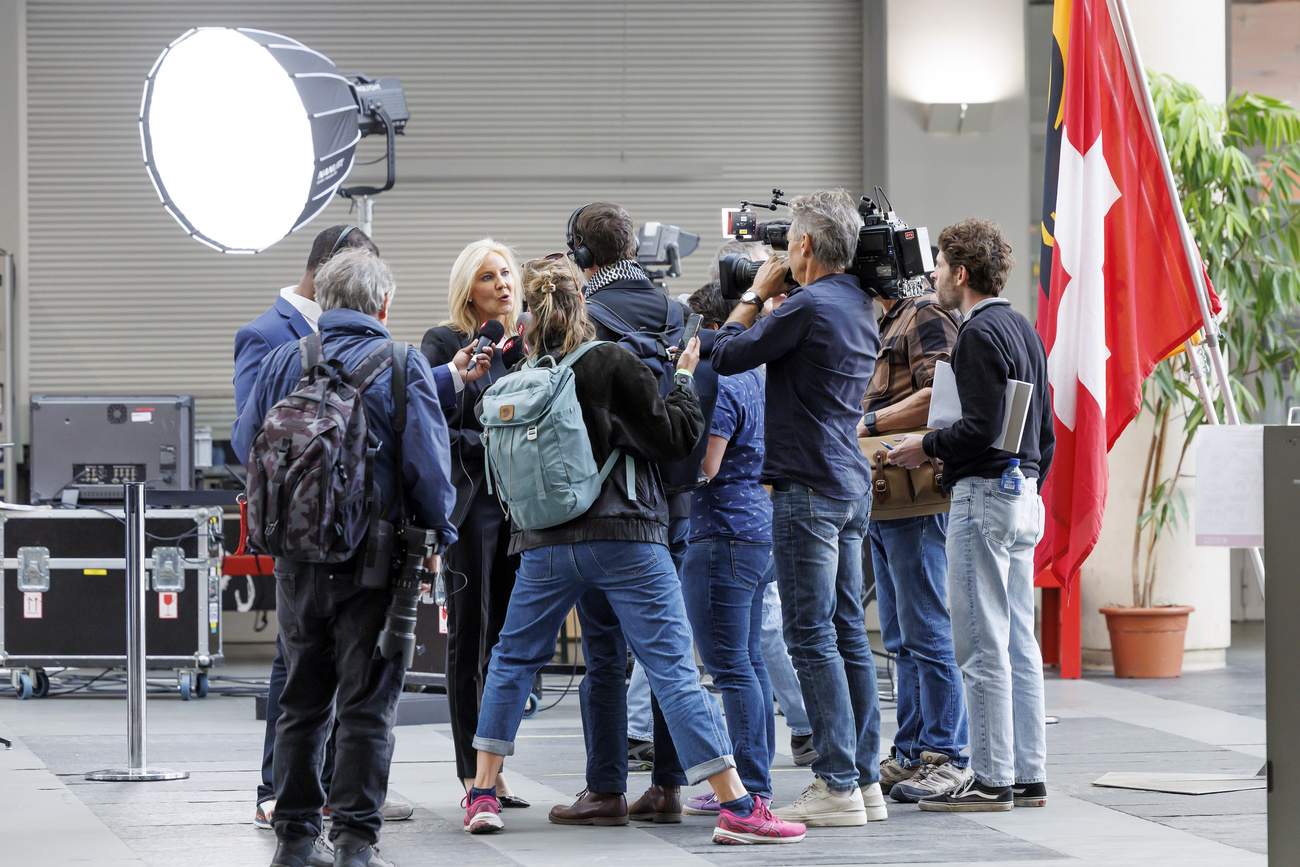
[862,411,879,436]
[739,289,763,307]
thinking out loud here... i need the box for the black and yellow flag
[1036,0,1072,331]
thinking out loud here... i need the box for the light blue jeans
[946,477,1047,789]
[627,662,653,742]
[772,482,880,793]
[759,577,812,737]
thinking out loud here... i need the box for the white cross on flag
[1034,0,1220,590]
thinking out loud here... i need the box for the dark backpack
[245,333,408,564]
[586,294,711,494]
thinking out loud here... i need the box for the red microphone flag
[1034,0,1221,591]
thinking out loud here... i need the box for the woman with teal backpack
[460,255,806,847]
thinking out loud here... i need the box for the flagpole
[1113,0,1265,598]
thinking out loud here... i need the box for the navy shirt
[712,272,880,501]
[689,369,771,543]
[231,308,458,546]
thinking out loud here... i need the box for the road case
[0,506,224,699]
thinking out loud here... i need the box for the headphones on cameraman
[328,225,359,260]
[566,205,594,270]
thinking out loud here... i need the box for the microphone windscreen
[477,319,506,343]
[516,312,532,336]
[501,335,526,369]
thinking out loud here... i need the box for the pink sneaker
[713,797,806,845]
[684,792,720,815]
[462,793,504,834]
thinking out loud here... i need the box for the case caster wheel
[178,671,192,701]
[15,672,33,700]
[195,672,209,699]
[522,692,539,719]
[32,669,50,698]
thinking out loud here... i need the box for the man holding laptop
[886,218,1055,813]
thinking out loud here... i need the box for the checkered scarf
[583,260,651,298]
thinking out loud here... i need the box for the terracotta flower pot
[1098,605,1194,678]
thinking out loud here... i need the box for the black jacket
[587,276,718,494]
[922,299,1055,490]
[500,341,704,554]
[420,324,509,526]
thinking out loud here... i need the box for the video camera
[718,187,933,300]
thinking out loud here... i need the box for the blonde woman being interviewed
[459,256,806,847]
[420,239,526,806]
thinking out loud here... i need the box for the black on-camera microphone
[501,335,526,369]
[472,319,506,355]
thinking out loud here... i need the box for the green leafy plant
[1131,74,1300,608]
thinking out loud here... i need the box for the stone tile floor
[0,623,1267,866]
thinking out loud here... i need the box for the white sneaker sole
[917,799,1013,813]
[465,814,504,833]
[683,806,720,816]
[713,828,806,844]
[773,808,868,827]
[1014,796,1047,807]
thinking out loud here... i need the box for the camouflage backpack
[245,333,408,563]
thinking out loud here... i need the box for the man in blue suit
[236,224,489,832]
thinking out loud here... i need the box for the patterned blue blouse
[689,368,772,543]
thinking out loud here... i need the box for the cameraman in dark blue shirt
[713,188,885,827]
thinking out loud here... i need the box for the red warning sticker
[23,592,42,619]
[158,592,179,619]
[438,605,448,635]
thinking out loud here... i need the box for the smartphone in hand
[679,313,703,352]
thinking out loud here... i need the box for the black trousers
[273,563,405,845]
[445,490,520,780]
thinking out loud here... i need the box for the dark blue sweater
[922,299,1055,490]
[712,273,880,501]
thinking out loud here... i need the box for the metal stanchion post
[86,483,188,782]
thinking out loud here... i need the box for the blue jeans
[626,661,652,741]
[682,537,775,799]
[772,483,880,793]
[760,580,812,737]
[475,541,735,785]
[869,514,968,767]
[946,477,1046,788]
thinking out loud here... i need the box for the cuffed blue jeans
[946,477,1047,789]
[474,541,735,785]
[772,482,881,793]
[682,536,775,799]
[869,513,968,767]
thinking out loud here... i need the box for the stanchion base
[85,767,189,782]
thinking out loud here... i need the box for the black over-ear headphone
[566,205,594,270]
[328,225,359,260]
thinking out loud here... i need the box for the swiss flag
[1034,0,1220,591]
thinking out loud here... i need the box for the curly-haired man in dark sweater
[886,218,1054,813]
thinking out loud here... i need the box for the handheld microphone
[501,335,527,369]
[515,311,532,336]
[472,319,506,355]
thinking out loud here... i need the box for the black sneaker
[916,776,1013,812]
[791,734,818,767]
[628,739,655,771]
[1013,782,1047,807]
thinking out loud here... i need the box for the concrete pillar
[1079,0,1231,671]
[883,0,1032,314]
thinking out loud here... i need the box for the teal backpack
[479,341,635,531]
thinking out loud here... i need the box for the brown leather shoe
[628,784,682,824]
[547,790,629,826]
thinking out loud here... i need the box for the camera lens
[718,253,763,299]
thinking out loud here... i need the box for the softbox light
[140,27,360,254]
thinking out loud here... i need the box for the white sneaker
[859,782,889,821]
[891,751,972,803]
[772,777,867,827]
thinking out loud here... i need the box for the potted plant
[1101,74,1300,678]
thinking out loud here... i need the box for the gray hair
[708,238,774,282]
[788,188,862,272]
[314,248,395,317]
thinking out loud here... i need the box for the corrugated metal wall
[24,0,863,434]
